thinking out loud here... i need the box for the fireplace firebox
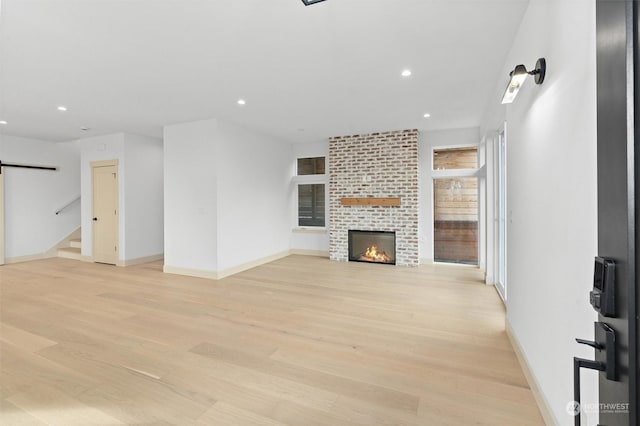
[348,230,396,265]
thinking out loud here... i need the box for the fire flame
[360,245,392,263]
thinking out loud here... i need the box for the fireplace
[348,230,396,265]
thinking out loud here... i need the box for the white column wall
[163,119,218,273]
[163,118,291,277]
[215,121,291,271]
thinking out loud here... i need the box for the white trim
[505,321,558,426]
[216,250,290,279]
[292,174,328,184]
[492,278,506,303]
[164,250,291,280]
[292,227,327,234]
[5,253,55,264]
[432,142,479,151]
[431,168,481,179]
[118,254,164,267]
[5,226,82,264]
[293,155,328,230]
[494,123,507,302]
[6,250,164,267]
[163,265,219,280]
[290,249,329,257]
[90,159,118,168]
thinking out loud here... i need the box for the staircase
[58,238,83,261]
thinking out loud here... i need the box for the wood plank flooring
[0,255,544,425]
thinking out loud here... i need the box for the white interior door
[92,162,118,265]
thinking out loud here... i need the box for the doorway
[432,146,479,265]
[91,160,118,265]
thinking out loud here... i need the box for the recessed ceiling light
[423,113,431,118]
[0,120,7,125]
[57,106,68,111]
[401,69,412,77]
[237,99,246,106]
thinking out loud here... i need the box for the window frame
[431,144,482,266]
[432,144,480,177]
[293,156,328,230]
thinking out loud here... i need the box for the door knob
[92,217,98,221]
[573,322,617,426]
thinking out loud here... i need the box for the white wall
[290,140,329,254]
[216,121,291,271]
[418,127,480,263]
[123,134,164,260]
[163,118,291,276]
[0,135,80,259]
[79,133,126,259]
[480,0,598,424]
[164,119,219,273]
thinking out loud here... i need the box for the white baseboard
[118,254,164,267]
[164,250,292,280]
[505,321,558,426]
[163,265,219,280]
[290,249,329,257]
[6,226,82,265]
[419,258,434,264]
[5,253,55,264]
[216,250,291,279]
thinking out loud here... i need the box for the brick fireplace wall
[329,129,419,266]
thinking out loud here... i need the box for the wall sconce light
[501,58,546,104]
[301,0,326,5]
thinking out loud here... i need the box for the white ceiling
[0,0,529,143]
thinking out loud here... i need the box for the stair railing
[55,195,80,215]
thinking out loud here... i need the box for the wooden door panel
[92,165,118,265]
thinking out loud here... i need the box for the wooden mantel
[340,197,401,207]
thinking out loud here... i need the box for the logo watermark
[566,401,629,416]
[566,401,580,416]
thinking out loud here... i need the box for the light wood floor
[0,255,544,425]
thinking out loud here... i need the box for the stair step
[58,247,82,260]
[69,238,82,249]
